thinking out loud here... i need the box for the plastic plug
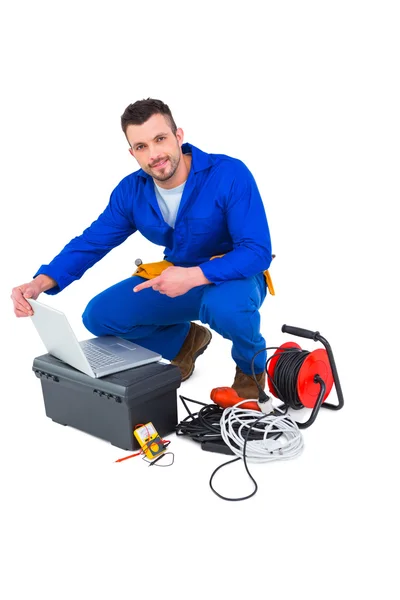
[258,391,274,415]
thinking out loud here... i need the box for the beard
[147,151,180,182]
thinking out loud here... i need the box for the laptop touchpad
[110,342,137,351]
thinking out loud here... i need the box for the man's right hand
[11,275,57,317]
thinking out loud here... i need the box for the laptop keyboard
[81,340,126,368]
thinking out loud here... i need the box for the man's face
[126,113,184,183]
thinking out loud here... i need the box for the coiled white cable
[220,400,304,463]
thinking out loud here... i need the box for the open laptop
[28,298,162,378]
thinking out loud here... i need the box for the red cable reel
[267,341,334,409]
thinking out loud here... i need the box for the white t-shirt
[154,181,186,228]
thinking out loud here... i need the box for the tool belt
[133,257,275,295]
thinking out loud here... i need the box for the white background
[1,1,399,598]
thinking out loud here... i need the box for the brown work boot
[232,366,266,400]
[171,322,212,381]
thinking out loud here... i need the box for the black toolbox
[32,354,181,450]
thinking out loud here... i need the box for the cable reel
[267,325,344,428]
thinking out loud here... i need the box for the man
[11,98,272,399]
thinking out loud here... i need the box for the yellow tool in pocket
[133,257,275,295]
[264,269,275,295]
[133,259,174,280]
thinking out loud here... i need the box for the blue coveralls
[35,144,272,374]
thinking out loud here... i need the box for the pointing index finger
[133,276,161,293]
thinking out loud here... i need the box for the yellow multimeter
[134,422,166,460]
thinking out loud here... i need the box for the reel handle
[282,324,320,341]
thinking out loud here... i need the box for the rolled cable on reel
[267,325,344,428]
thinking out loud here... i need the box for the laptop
[28,298,162,378]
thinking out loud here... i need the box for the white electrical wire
[220,400,304,463]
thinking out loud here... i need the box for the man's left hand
[133,266,210,297]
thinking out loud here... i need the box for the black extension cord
[268,348,310,410]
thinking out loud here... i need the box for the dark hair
[121,98,177,136]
